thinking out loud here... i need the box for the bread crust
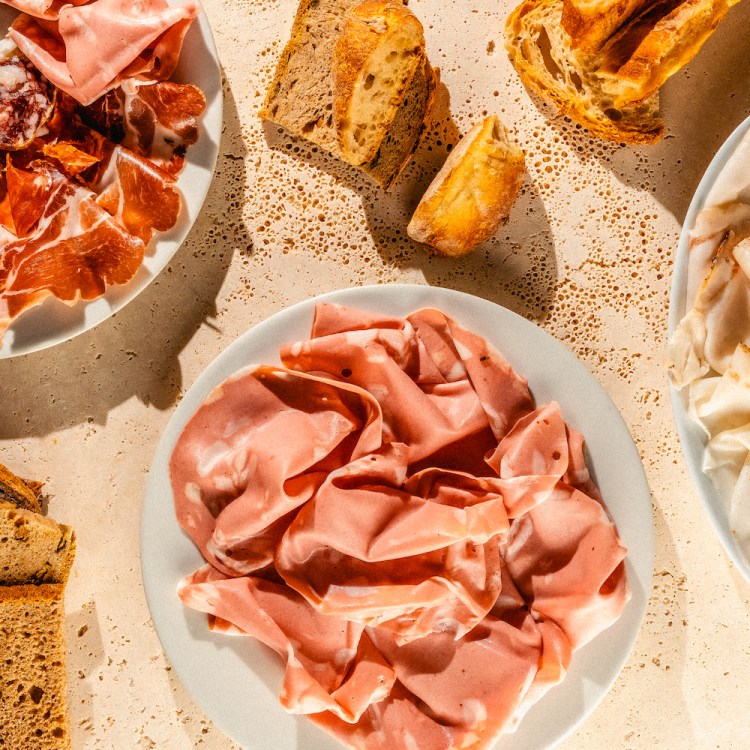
[504,0,664,144]
[407,115,526,257]
[561,0,647,51]
[333,0,425,165]
[0,461,41,513]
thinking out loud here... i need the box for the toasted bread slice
[0,584,72,750]
[0,461,42,513]
[407,115,526,257]
[0,506,76,585]
[333,0,425,166]
[505,0,664,144]
[260,0,435,189]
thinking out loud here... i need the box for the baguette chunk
[408,116,526,257]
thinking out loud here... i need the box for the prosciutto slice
[8,0,198,105]
[0,157,143,335]
[172,304,630,750]
[80,80,206,176]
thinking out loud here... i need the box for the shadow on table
[0,75,250,440]
[263,81,558,322]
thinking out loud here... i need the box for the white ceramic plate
[668,115,750,583]
[142,284,653,750]
[0,1,222,358]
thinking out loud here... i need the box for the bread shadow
[263,81,558,321]
[0,75,250,440]
[65,600,104,745]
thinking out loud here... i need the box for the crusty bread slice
[333,0,425,166]
[507,0,740,143]
[0,584,72,750]
[0,462,42,513]
[594,0,741,107]
[561,0,648,52]
[407,115,526,257]
[0,507,76,585]
[505,0,664,144]
[260,0,435,189]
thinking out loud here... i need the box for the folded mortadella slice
[178,565,395,722]
[276,445,508,643]
[504,484,629,649]
[170,366,384,576]
[281,305,534,466]
[9,0,198,105]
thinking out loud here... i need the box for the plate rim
[141,283,654,750]
[667,114,750,584]
[0,0,223,358]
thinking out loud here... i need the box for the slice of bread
[506,0,740,143]
[0,462,42,513]
[505,0,664,144]
[0,506,76,585]
[592,0,741,107]
[407,115,526,257]
[260,0,435,189]
[333,0,425,166]
[0,584,72,750]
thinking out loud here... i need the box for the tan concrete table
[2,0,750,747]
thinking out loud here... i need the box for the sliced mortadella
[311,682,458,750]
[410,308,535,439]
[504,484,629,649]
[170,366,384,576]
[9,0,198,105]
[276,447,507,643]
[281,315,492,464]
[178,566,395,722]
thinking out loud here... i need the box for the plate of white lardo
[142,284,653,750]
[0,1,222,358]
[668,114,750,584]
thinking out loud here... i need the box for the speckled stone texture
[1,0,750,748]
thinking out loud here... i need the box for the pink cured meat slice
[178,565,396,722]
[170,365,384,576]
[8,0,198,106]
[504,483,629,649]
[280,306,535,465]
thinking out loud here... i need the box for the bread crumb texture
[0,586,71,750]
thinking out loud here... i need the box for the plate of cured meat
[142,284,653,750]
[668,115,750,582]
[0,0,222,358]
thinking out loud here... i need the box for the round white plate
[142,284,653,750]
[0,1,222,358]
[668,114,750,583]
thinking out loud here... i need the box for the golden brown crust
[561,0,646,52]
[333,0,425,165]
[407,116,526,257]
[597,0,740,107]
[0,462,41,513]
[504,0,664,144]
